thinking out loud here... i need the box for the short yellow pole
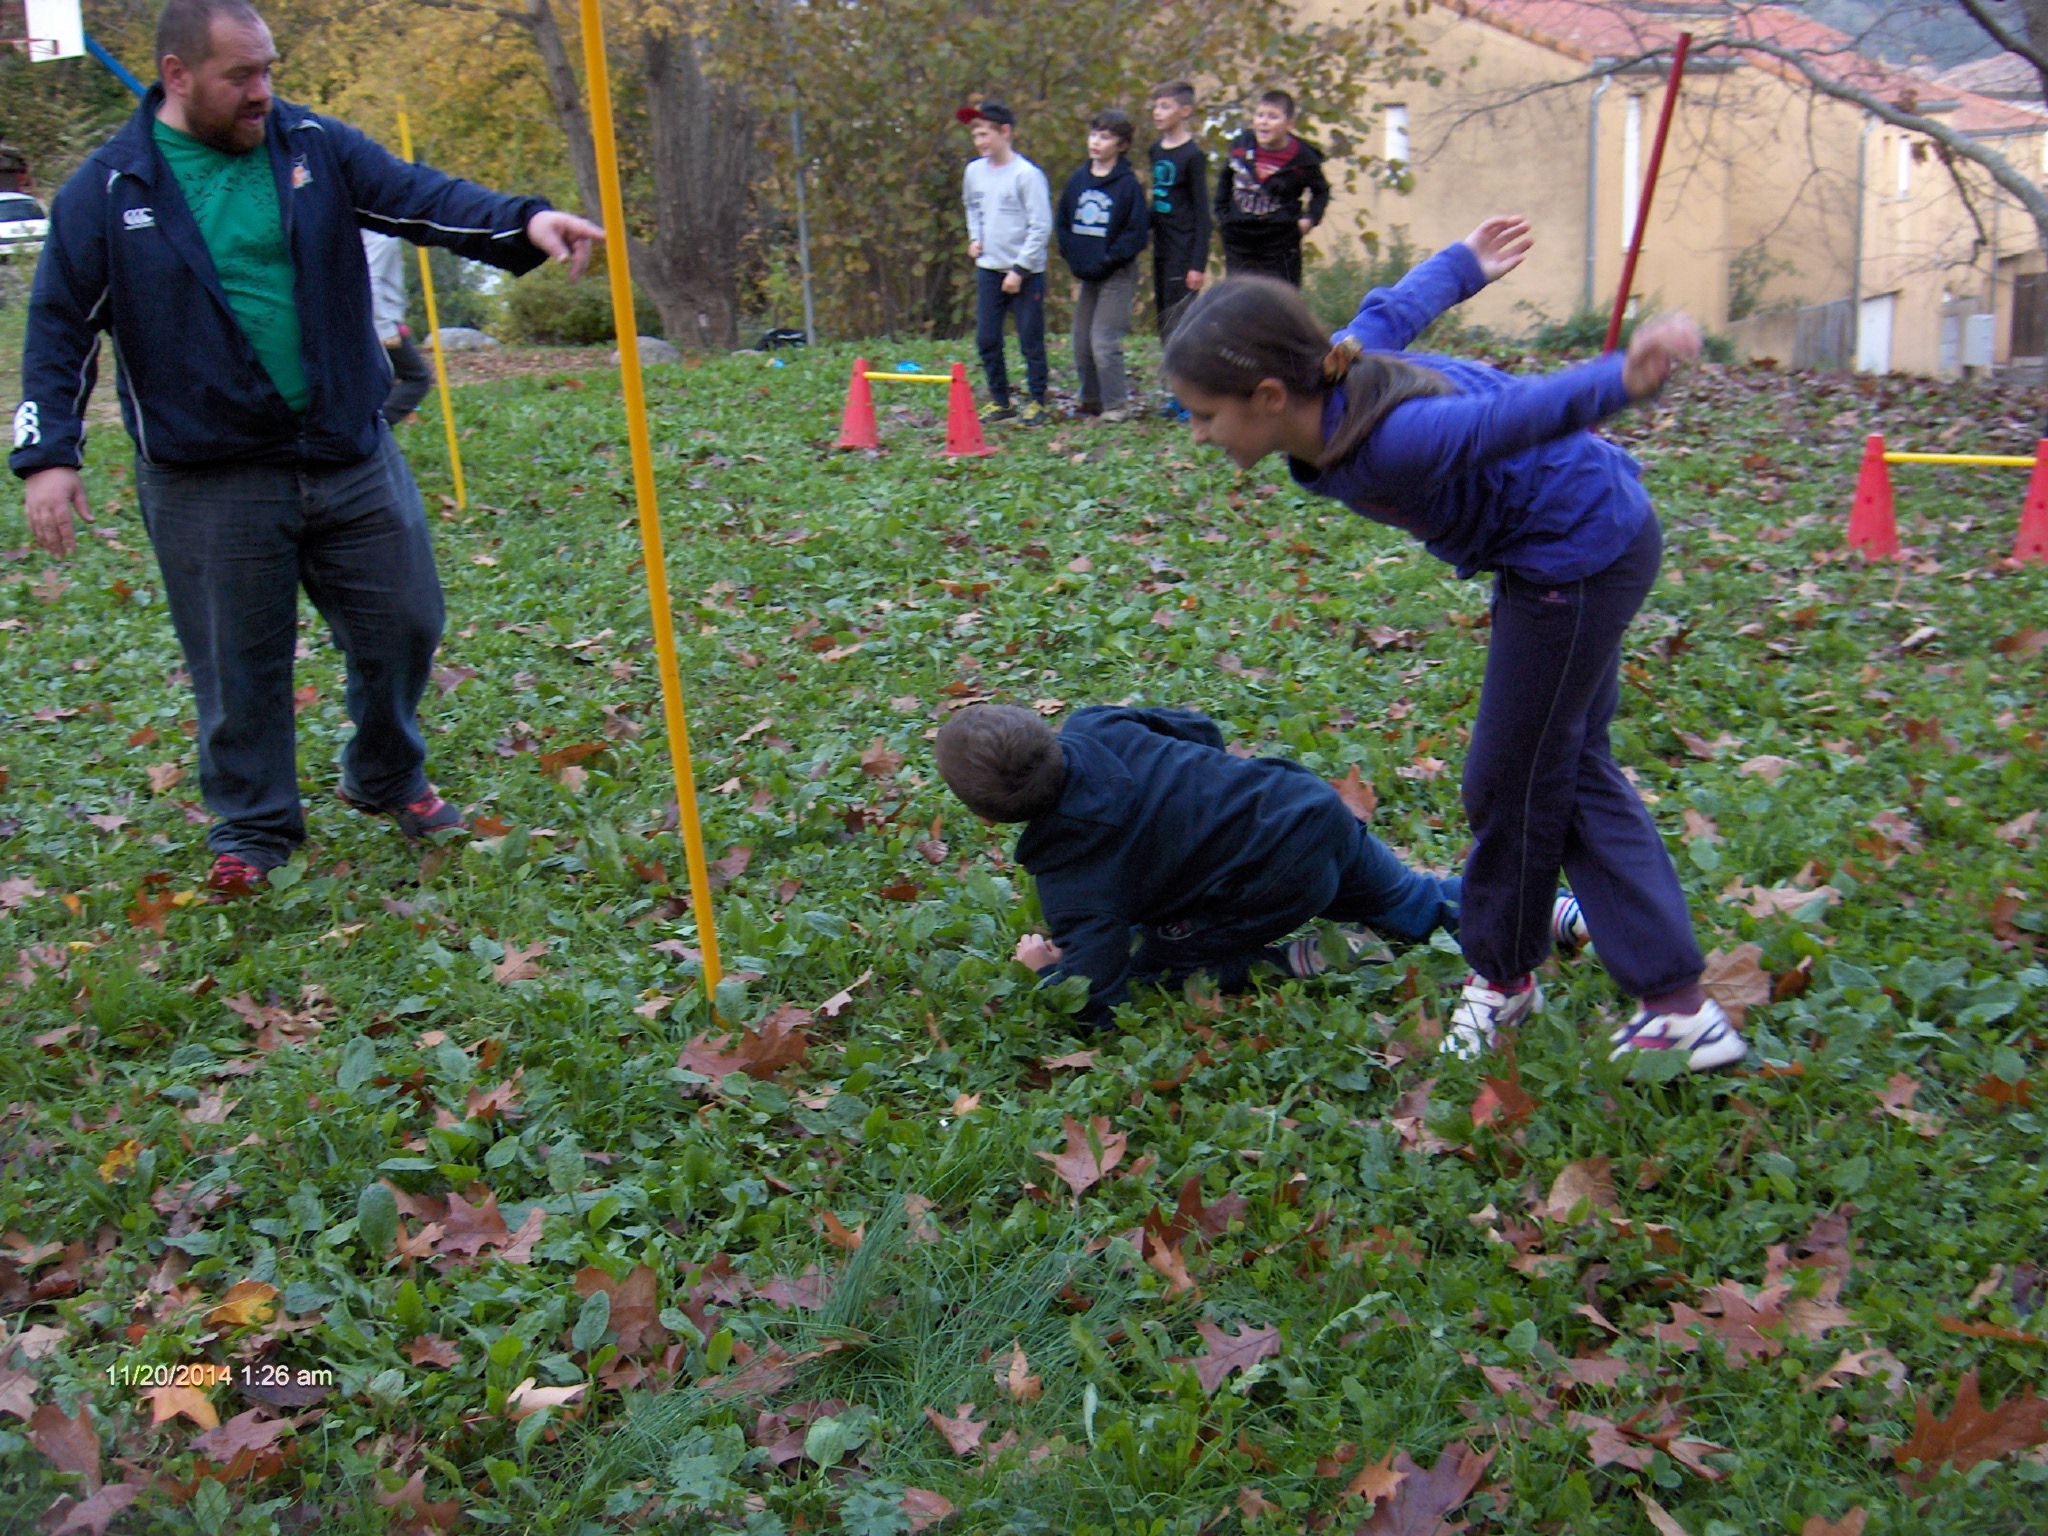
[1883,452,2037,468]
[396,109,468,510]
[574,0,723,999]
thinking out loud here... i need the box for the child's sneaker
[979,400,1016,424]
[1277,923,1394,979]
[205,853,269,900]
[1552,893,1590,956]
[339,786,467,841]
[1441,974,1542,1059]
[1608,999,1747,1073]
[1098,406,1134,424]
[1016,400,1049,427]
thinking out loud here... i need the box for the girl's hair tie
[1322,337,1362,383]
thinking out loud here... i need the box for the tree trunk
[519,0,605,223]
[635,21,754,349]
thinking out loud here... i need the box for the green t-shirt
[152,118,308,413]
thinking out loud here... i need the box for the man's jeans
[974,267,1048,407]
[136,424,444,868]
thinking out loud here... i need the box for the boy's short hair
[1256,88,1297,118]
[1088,108,1135,148]
[934,705,1066,823]
[1152,81,1196,109]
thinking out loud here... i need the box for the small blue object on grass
[897,362,924,373]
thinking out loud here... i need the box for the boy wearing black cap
[959,101,1054,425]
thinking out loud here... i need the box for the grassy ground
[2,319,2045,1536]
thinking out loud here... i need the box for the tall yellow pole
[573,0,724,999]
[396,108,468,511]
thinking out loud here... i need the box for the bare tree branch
[1954,0,2048,80]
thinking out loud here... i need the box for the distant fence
[1728,298,1853,371]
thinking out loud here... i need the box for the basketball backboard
[23,0,84,59]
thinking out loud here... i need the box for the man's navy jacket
[1013,706,1349,1022]
[11,85,551,477]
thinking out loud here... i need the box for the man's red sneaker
[205,853,269,899]
[339,786,466,841]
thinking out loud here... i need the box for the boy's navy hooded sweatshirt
[1054,156,1150,281]
[1013,706,1349,1022]
[1290,241,1650,584]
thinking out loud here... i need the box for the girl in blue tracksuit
[1161,216,1745,1074]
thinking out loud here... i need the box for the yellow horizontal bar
[864,373,954,384]
[1884,452,2037,467]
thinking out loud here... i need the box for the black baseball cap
[956,100,1015,128]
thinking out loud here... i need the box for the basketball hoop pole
[84,32,144,95]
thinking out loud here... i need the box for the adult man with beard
[11,0,602,894]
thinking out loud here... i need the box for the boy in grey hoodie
[959,101,1053,425]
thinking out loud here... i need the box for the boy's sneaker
[1608,999,1748,1073]
[1159,399,1191,422]
[1552,893,1590,956]
[205,853,269,899]
[1441,974,1542,1060]
[979,400,1016,424]
[1017,400,1049,427]
[1277,923,1392,980]
[1098,406,1134,424]
[1075,400,1102,419]
[339,786,467,841]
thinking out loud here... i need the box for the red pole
[1605,31,1692,352]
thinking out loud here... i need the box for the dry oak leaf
[1681,808,1721,845]
[902,1487,955,1533]
[1737,754,1793,783]
[1802,1511,1868,1536]
[1470,1073,1535,1130]
[205,1278,279,1328]
[0,876,44,910]
[1342,1447,1408,1503]
[374,1469,463,1535]
[189,1408,291,1461]
[0,1365,38,1421]
[573,1264,668,1358]
[1535,1156,1621,1223]
[1720,876,1842,921]
[437,1188,514,1257]
[924,1401,988,1457]
[505,1377,586,1421]
[997,1341,1043,1403]
[28,1399,102,1490]
[1035,1114,1126,1199]
[1805,1346,1907,1397]
[1874,1073,1941,1139]
[1892,1369,2048,1482]
[1700,943,1772,1027]
[146,762,185,795]
[145,1383,221,1430]
[44,1483,143,1536]
[859,737,904,780]
[1636,1490,1695,1536]
[406,1335,462,1369]
[1234,1486,1283,1521]
[676,1007,812,1087]
[1355,1440,1493,1535]
[1329,764,1378,822]
[492,940,547,985]
[1179,1319,1280,1395]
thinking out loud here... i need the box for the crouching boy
[935,703,1477,1027]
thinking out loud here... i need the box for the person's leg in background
[1072,277,1103,415]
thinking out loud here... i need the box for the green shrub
[498,252,662,345]
[403,248,501,337]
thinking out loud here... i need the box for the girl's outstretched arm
[1346,313,1698,494]
[1337,216,1532,354]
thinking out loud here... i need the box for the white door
[1857,293,1895,373]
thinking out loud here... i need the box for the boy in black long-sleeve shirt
[935,704,1507,1027]
[1215,88,1330,287]
[1147,83,1212,339]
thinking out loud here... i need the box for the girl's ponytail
[1164,277,1451,471]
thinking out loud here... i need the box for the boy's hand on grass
[1014,934,1063,970]
[1462,215,1533,283]
[1622,312,1702,400]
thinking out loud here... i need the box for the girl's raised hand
[1622,312,1703,400]
[1462,215,1534,283]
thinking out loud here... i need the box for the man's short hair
[1152,82,1196,109]
[934,705,1065,822]
[156,0,263,68]
[1256,88,1297,118]
[1088,109,1135,149]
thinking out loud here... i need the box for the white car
[0,193,48,263]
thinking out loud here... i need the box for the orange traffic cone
[942,362,996,458]
[836,356,877,450]
[1846,432,1898,558]
[2014,439,2048,564]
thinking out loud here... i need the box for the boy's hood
[1013,733,1131,868]
[1075,155,1138,189]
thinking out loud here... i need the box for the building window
[1896,136,1911,198]
[1384,105,1409,169]
[1621,94,1642,249]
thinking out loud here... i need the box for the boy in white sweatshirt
[959,100,1053,425]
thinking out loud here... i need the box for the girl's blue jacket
[12,85,551,478]
[1290,242,1652,584]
